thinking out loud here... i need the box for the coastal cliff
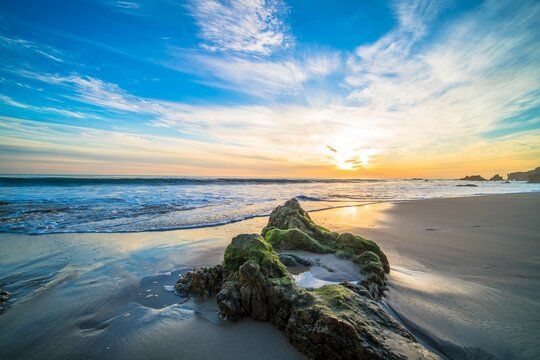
[175,199,439,360]
[507,167,540,181]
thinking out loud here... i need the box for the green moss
[336,233,390,273]
[265,228,330,253]
[223,234,288,278]
[262,198,337,246]
[270,276,295,287]
[353,251,381,265]
[311,285,356,312]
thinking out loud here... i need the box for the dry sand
[0,193,538,359]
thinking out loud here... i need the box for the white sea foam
[0,177,538,234]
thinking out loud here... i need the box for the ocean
[0,176,538,234]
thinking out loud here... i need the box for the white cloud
[10,0,539,175]
[344,0,540,151]
[166,48,342,98]
[0,35,64,63]
[114,1,140,9]
[187,0,292,55]
[0,94,93,119]
[18,71,146,113]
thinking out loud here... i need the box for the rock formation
[489,174,504,181]
[459,175,486,181]
[0,290,9,314]
[507,167,540,181]
[175,199,439,359]
[528,173,540,183]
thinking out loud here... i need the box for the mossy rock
[354,251,385,280]
[336,233,390,273]
[223,234,288,278]
[262,198,336,245]
[174,199,439,359]
[265,228,331,253]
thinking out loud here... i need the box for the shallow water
[1,176,538,234]
[0,217,306,360]
[285,251,364,288]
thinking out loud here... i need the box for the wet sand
[0,218,306,360]
[0,193,539,359]
[311,193,540,359]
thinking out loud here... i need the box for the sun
[326,145,374,171]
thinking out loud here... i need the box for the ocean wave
[1,178,538,234]
[0,176,385,187]
[294,195,323,201]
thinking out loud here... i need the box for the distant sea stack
[507,167,540,181]
[459,175,486,181]
[489,174,504,181]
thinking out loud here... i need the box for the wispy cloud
[0,35,64,63]
[2,0,539,177]
[0,95,94,119]
[17,71,147,112]
[113,1,140,9]
[344,0,540,154]
[186,0,292,55]
[166,48,342,98]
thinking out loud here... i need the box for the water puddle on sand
[293,271,337,288]
[135,269,188,309]
[134,269,226,325]
[282,251,364,289]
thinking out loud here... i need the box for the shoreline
[4,191,538,236]
[1,193,539,359]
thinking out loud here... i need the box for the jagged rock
[489,174,504,181]
[216,281,243,321]
[0,291,8,303]
[0,291,8,314]
[174,199,440,359]
[278,253,314,267]
[286,285,439,360]
[174,265,225,297]
[340,281,373,299]
[459,175,486,181]
[262,198,389,296]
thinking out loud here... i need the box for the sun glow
[326,144,377,171]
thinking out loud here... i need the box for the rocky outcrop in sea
[175,199,439,359]
[459,175,486,181]
[507,167,540,181]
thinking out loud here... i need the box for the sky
[0,0,539,178]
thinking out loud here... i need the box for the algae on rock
[175,198,439,360]
[263,198,389,295]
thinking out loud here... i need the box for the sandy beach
[1,193,539,359]
[311,193,540,359]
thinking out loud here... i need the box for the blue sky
[0,0,538,177]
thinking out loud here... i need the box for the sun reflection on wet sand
[310,202,393,233]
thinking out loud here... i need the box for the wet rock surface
[175,265,225,297]
[0,290,9,314]
[175,199,440,359]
